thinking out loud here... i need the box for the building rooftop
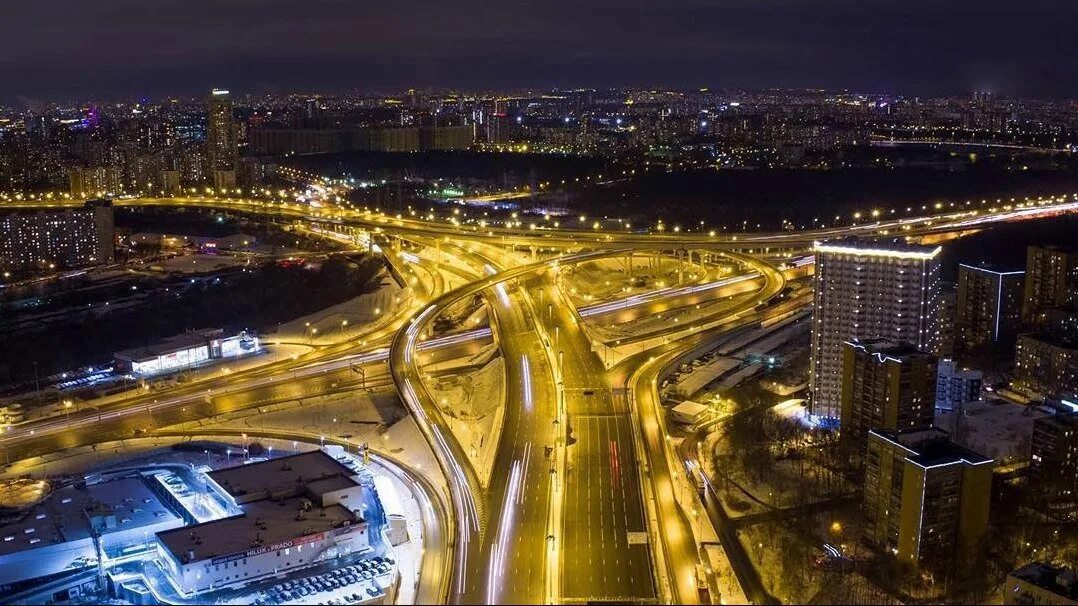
[870,427,993,469]
[207,450,360,505]
[114,329,224,362]
[814,237,941,259]
[0,476,179,557]
[846,338,935,362]
[1019,331,1078,351]
[1010,562,1078,600]
[156,498,358,565]
[1037,412,1078,430]
[958,262,1025,276]
[935,399,1047,464]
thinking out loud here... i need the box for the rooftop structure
[154,498,358,567]
[0,476,183,586]
[1005,562,1078,605]
[155,450,377,595]
[206,449,360,505]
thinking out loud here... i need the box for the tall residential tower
[955,263,1025,353]
[810,239,941,419]
[206,89,237,190]
[1023,245,1078,325]
[840,339,937,449]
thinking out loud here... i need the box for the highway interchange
[3,190,1078,604]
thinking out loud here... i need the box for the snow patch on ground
[428,356,506,489]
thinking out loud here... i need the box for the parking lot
[252,555,396,605]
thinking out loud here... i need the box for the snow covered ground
[427,356,506,489]
[276,276,409,345]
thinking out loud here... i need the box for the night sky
[3,0,1077,103]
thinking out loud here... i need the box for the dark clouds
[2,0,1076,102]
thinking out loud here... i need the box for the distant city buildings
[68,165,121,197]
[249,125,474,155]
[810,239,941,419]
[956,263,1025,354]
[935,359,983,411]
[863,427,992,574]
[1005,562,1078,605]
[0,199,114,273]
[840,339,937,448]
[5,87,1076,197]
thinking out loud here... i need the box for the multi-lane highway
[6,189,1078,605]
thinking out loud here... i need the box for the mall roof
[207,449,360,505]
[156,498,359,565]
[0,477,179,557]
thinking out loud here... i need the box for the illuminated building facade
[1023,245,1078,325]
[840,338,937,449]
[863,427,992,573]
[206,89,237,190]
[1014,333,1078,401]
[935,359,983,411]
[956,263,1025,353]
[810,239,942,419]
[0,199,114,273]
[113,329,261,376]
[1030,414,1078,502]
[155,450,372,594]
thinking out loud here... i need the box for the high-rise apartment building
[1014,334,1078,401]
[937,282,957,358]
[68,165,121,197]
[1023,245,1078,325]
[1030,413,1078,501]
[206,89,237,190]
[956,263,1025,353]
[863,427,992,573]
[1043,307,1078,343]
[810,239,942,418]
[840,339,937,448]
[0,199,115,273]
